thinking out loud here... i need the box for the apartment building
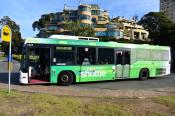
[37,4,109,37]
[36,4,149,41]
[160,0,175,22]
[95,17,149,40]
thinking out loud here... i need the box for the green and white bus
[19,36,171,85]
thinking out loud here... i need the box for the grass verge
[0,89,131,116]
[0,55,5,60]
[153,96,175,108]
[153,96,175,114]
[0,88,174,116]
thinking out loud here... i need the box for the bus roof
[25,37,170,50]
[49,35,99,41]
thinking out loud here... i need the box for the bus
[19,36,171,85]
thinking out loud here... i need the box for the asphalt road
[0,60,20,85]
[0,61,174,97]
[0,60,20,73]
[74,74,175,90]
[0,61,175,90]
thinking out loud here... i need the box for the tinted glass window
[124,52,130,64]
[54,46,74,65]
[77,47,96,65]
[116,51,130,65]
[116,51,122,65]
[98,48,114,64]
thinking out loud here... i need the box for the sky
[0,0,159,38]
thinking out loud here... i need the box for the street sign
[1,25,12,94]
[1,25,11,42]
[8,62,13,71]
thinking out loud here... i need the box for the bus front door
[115,51,130,78]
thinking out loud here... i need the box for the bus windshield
[20,47,40,73]
[20,48,28,72]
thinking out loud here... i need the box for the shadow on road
[0,72,20,85]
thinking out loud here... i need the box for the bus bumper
[19,71,28,84]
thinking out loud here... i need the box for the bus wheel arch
[139,68,149,80]
[57,71,75,86]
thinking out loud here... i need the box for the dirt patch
[126,98,170,115]
[76,96,174,116]
[10,84,175,98]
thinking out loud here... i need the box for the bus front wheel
[139,69,149,80]
[58,71,73,86]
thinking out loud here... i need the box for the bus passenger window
[124,52,130,64]
[82,58,91,65]
[98,48,114,64]
[54,46,75,65]
[116,52,122,65]
[77,47,96,65]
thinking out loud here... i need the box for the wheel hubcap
[142,71,147,77]
[61,75,69,82]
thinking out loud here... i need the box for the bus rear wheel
[139,69,149,80]
[58,71,73,86]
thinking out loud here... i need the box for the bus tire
[58,71,73,86]
[139,69,149,80]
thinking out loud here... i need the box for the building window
[91,18,97,23]
[108,31,121,37]
[69,17,78,21]
[57,17,64,22]
[90,4,99,9]
[98,16,106,21]
[79,14,91,20]
[91,10,101,15]
[68,11,78,17]
[78,6,90,12]
[95,31,107,37]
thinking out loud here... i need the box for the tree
[32,14,54,31]
[139,12,175,71]
[139,12,175,49]
[63,21,95,37]
[0,16,23,55]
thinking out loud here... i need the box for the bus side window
[116,52,122,65]
[54,46,74,65]
[82,58,91,65]
[98,48,114,64]
[124,52,130,65]
[77,47,96,65]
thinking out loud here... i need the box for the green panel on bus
[50,65,115,83]
[19,37,171,85]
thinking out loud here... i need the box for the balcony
[79,19,92,24]
[79,14,91,20]
[78,5,91,12]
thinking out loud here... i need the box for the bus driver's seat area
[82,58,91,65]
